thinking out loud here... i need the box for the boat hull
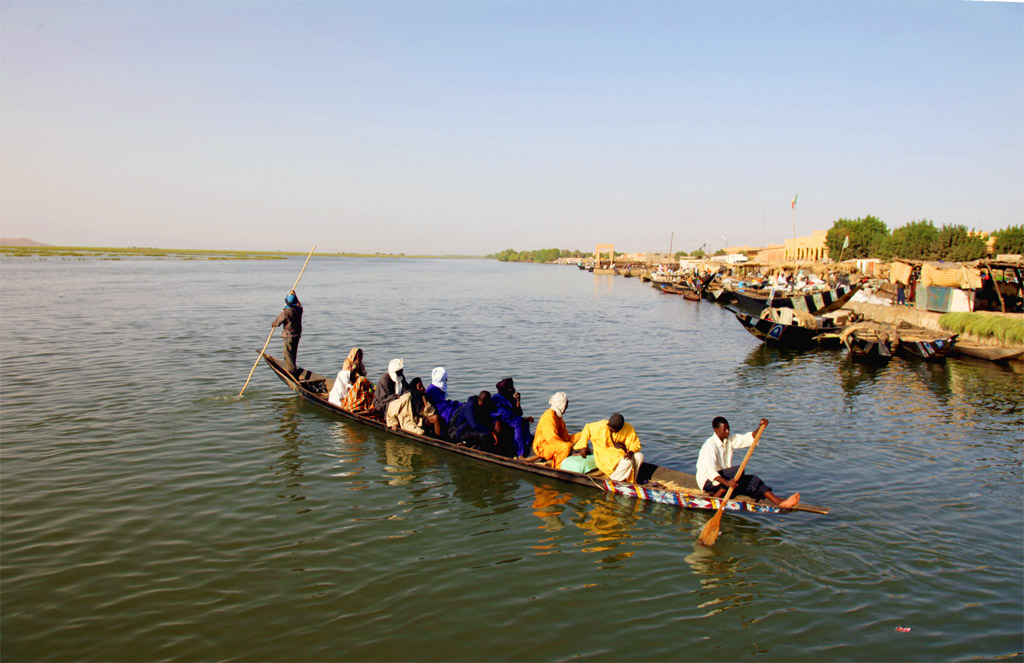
[261,354,829,516]
[897,334,958,361]
[729,283,862,315]
[731,309,835,350]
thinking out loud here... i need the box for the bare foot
[778,493,801,508]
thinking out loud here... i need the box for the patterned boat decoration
[601,479,785,514]
[729,282,863,316]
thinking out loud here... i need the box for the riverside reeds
[939,312,1024,344]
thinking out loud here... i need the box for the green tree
[931,225,987,261]
[993,225,1024,254]
[825,215,889,260]
[674,251,688,259]
[888,219,938,260]
[714,249,727,256]
[534,248,561,263]
[691,249,706,258]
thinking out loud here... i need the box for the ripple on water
[2,258,1021,662]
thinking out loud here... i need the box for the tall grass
[939,312,1024,344]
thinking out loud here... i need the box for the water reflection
[444,457,520,512]
[565,494,639,566]
[742,344,805,368]
[271,398,306,480]
[325,422,371,486]
[531,485,573,532]
[837,358,889,404]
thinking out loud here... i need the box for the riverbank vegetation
[0,246,481,260]
[939,312,1024,344]
[488,248,590,262]
[824,218,1022,262]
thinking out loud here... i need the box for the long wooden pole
[697,420,768,547]
[238,245,316,397]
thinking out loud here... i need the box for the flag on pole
[791,194,798,209]
[842,234,850,249]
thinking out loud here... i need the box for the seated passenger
[573,413,643,482]
[328,347,366,406]
[491,377,534,459]
[328,366,352,406]
[409,377,443,437]
[385,389,428,436]
[372,358,409,416]
[532,392,581,469]
[425,367,461,425]
[342,353,374,413]
[448,391,498,450]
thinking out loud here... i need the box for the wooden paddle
[697,419,768,547]
[238,245,316,397]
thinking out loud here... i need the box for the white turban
[431,367,448,397]
[388,358,404,395]
[548,392,568,417]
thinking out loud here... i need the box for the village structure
[557,229,1024,321]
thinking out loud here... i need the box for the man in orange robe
[532,392,580,469]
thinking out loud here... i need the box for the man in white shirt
[696,416,800,508]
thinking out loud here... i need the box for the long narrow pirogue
[263,354,830,517]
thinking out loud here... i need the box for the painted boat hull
[896,334,958,362]
[843,333,895,364]
[261,354,829,516]
[728,283,863,315]
[731,309,839,350]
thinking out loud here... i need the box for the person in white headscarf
[424,366,460,425]
[372,358,409,416]
[531,392,580,469]
[328,365,353,406]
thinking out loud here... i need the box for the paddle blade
[697,510,724,547]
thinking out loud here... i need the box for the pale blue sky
[2,1,1021,255]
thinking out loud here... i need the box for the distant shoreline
[0,245,484,260]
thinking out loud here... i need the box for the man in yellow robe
[572,413,643,482]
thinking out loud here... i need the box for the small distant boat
[731,307,847,350]
[894,326,959,362]
[840,323,898,364]
[656,282,701,300]
[728,282,863,316]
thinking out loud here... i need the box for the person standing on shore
[271,290,302,376]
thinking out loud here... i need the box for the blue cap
[285,294,298,307]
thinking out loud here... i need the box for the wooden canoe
[262,354,829,517]
[840,323,897,364]
[894,327,959,362]
[728,282,863,315]
[730,307,845,350]
[950,342,1024,363]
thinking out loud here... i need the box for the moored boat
[261,354,830,517]
[728,282,863,315]
[950,341,1024,363]
[894,325,958,362]
[840,323,898,363]
[730,306,848,350]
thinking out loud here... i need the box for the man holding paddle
[271,290,303,377]
[696,417,799,508]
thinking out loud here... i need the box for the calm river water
[1,256,1021,662]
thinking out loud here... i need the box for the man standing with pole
[272,291,303,377]
[238,245,316,396]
